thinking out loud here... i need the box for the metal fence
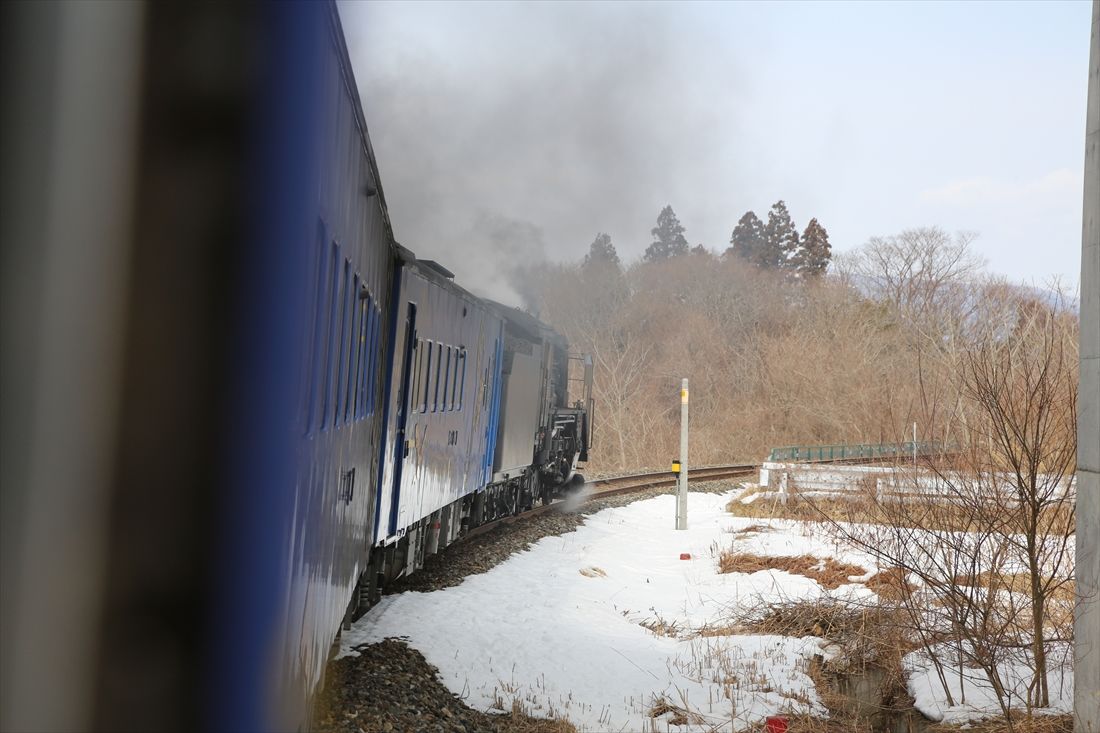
[767,441,947,463]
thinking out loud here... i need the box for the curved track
[591,463,758,496]
[464,463,758,540]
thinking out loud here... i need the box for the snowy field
[339,489,1073,731]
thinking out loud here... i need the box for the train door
[387,302,416,536]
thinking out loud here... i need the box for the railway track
[591,463,758,496]
[464,463,758,540]
[463,453,933,541]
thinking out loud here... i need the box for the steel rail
[463,463,758,540]
[460,453,942,541]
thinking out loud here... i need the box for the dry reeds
[865,567,914,601]
[717,552,867,590]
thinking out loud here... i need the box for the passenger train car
[1,1,591,731]
[367,256,592,603]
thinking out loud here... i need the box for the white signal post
[676,378,689,530]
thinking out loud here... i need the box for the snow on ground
[906,642,1074,724]
[340,491,880,732]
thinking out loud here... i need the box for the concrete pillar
[1076,3,1100,730]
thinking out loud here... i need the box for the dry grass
[577,566,606,578]
[639,615,682,638]
[729,522,772,536]
[726,494,852,523]
[865,567,915,601]
[647,696,706,727]
[727,598,902,646]
[717,552,867,590]
[725,492,1075,535]
[493,708,577,733]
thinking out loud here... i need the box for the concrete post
[677,378,689,530]
[1076,4,1100,730]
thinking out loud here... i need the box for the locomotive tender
[1,1,590,730]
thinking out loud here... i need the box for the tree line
[586,200,832,278]
[529,225,1075,477]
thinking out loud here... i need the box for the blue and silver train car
[370,255,506,582]
[277,3,396,724]
[366,260,593,588]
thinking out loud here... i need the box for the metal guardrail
[768,441,947,463]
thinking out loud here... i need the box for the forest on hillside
[525,210,1078,473]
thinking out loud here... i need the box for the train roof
[329,2,396,244]
[394,243,495,315]
[480,299,568,348]
[396,243,567,348]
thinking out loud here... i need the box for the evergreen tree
[726,211,765,264]
[762,200,799,269]
[644,205,689,262]
[793,218,832,277]
[691,244,708,256]
[584,232,621,269]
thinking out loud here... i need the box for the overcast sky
[339,0,1091,304]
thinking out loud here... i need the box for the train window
[408,339,417,412]
[450,347,459,410]
[444,343,453,407]
[448,346,457,411]
[345,274,361,422]
[410,338,422,412]
[442,346,452,411]
[307,222,329,434]
[421,340,432,414]
[457,348,467,410]
[368,305,380,416]
[354,290,370,419]
[334,259,352,427]
[433,342,442,412]
[361,303,374,419]
[363,296,374,418]
[321,241,341,430]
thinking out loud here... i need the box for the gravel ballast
[313,639,574,733]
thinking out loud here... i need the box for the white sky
[339,0,1091,301]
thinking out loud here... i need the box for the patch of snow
[340,492,882,731]
[905,642,1074,724]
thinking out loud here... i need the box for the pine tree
[584,232,621,269]
[726,211,765,264]
[793,218,832,277]
[644,205,689,262]
[762,200,799,269]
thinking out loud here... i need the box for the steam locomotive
[0,1,591,730]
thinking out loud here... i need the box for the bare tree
[837,227,984,317]
[957,299,1078,708]
[818,293,1078,726]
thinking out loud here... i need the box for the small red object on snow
[765,715,789,733]
[679,553,691,560]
